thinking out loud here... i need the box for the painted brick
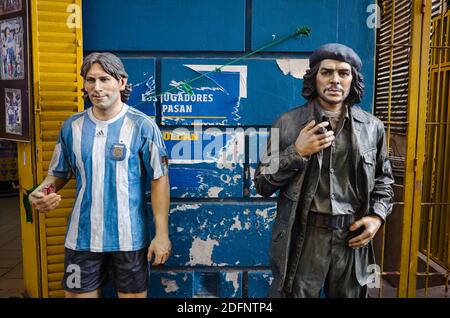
[150,271,194,298]
[247,270,273,298]
[148,202,276,267]
[103,270,243,298]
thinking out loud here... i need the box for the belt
[307,211,355,230]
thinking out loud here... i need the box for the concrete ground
[369,279,449,298]
[0,195,25,298]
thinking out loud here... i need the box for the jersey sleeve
[140,119,168,180]
[47,128,72,179]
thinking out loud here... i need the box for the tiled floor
[0,195,25,298]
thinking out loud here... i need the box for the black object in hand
[347,225,365,240]
[317,122,331,134]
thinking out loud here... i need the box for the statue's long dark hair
[81,52,132,102]
[301,63,365,106]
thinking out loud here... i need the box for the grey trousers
[291,225,367,298]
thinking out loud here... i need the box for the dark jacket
[254,101,394,297]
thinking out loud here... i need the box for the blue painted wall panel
[218,271,243,298]
[83,0,246,51]
[246,129,271,198]
[243,60,307,124]
[104,270,244,298]
[149,202,276,267]
[149,271,194,298]
[160,59,249,125]
[122,58,156,117]
[251,0,375,112]
[337,0,376,112]
[252,0,338,52]
[161,58,306,126]
[247,271,273,298]
[163,128,244,198]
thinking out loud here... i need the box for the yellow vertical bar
[419,11,436,253]
[17,142,41,297]
[399,0,431,298]
[446,231,450,296]
[442,67,450,265]
[424,58,446,293]
[31,0,51,298]
[76,0,84,113]
[427,65,447,296]
[429,3,445,202]
[29,0,46,298]
[424,203,432,297]
[398,0,423,297]
[421,12,437,261]
[31,0,43,184]
[407,0,432,297]
[422,53,434,294]
[422,67,436,296]
[430,0,446,266]
[442,71,450,280]
[436,72,448,263]
[445,13,449,62]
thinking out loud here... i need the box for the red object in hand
[42,184,56,195]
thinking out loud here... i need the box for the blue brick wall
[83,0,376,298]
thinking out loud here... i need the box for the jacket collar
[300,101,316,126]
[300,100,368,125]
[350,105,369,123]
[301,100,368,124]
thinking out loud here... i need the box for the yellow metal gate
[417,0,450,297]
[374,0,449,298]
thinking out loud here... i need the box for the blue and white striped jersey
[48,104,168,252]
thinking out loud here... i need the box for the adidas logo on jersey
[95,128,106,137]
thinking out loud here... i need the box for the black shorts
[62,248,148,294]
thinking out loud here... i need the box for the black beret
[309,43,362,71]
